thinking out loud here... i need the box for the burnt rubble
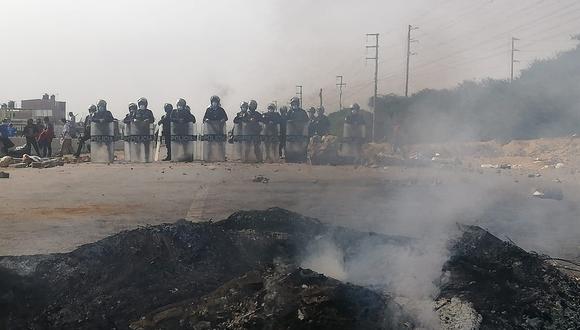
[1,208,580,329]
[439,225,580,329]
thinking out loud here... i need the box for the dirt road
[1,161,580,259]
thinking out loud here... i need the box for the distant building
[0,94,66,133]
[19,93,66,121]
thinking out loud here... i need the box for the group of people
[0,112,82,158]
[4,94,367,162]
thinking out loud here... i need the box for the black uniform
[315,114,331,136]
[261,112,282,126]
[75,114,93,157]
[134,109,155,123]
[92,110,114,123]
[308,118,318,137]
[203,107,228,122]
[287,108,309,122]
[345,112,365,125]
[158,113,172,160]
[171,109,196,123]
[23,123,40,156]
[279,113,287,157]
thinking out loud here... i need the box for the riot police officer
[171,98,196,123]
[345,103,365,126]
[315,106,331,136]
[92,100,114,123]
[123,103,138,124]
[279,105,288,158]
[203,95,228,122]
[74,104,97,157]
[134,97,155,123]
[158,103,173,161]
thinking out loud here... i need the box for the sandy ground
[2,154,580,261]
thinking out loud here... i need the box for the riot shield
[125,121,155,163]
[201,120,226,162]
[261,122,279,163]
[230,122,243,161]
[285,120,309,163]
[170,122,196,162]
[241,121,262,163]
[123,124,131,162]
[90,122,115,163]
[338,123,365,159]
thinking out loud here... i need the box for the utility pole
[295,85,303,107]
[366,33,379,142]
[405,25,419,97]
[511,37,520,82]
[336,75,346,110]
[319,89,323,108]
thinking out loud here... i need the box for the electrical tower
[405,25,419,97]
[295,85,303,107]
[366,33,379,142]
[511,37,520,82]
[336,75,346,110]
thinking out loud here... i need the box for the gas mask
[139,105,146,111]
[291,104,298,110]
[211,102,218,109]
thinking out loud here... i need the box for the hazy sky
[1,0,579,119]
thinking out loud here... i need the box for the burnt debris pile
[0,208,411,329]
[439,225,580,329]
[1,208,580,329]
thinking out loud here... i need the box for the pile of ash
[0,208,412,329]
[438,225,580,329]
[1,207,580,329]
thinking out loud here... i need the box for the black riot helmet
[176,98,187,110]
[88,104,97,113]
[97,100,107,112]
[240,101,249,112]
[128,103,137,112]
[164,103,173,113]
[249,100,258,111]
[137,97,148,107]
[210,95,220,107]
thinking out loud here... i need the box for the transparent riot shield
[285,120,309,163]
[201,120,226,162]
[230,122,243,161]
[122,124,131,162]
[241,121,262,163]
[261,122,279,163]
[338,123,365,159]
[90,122,115,163]
[170,122,196,162]
[125,121,155,163]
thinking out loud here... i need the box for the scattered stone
[0,156,13,167]
[252,175,270,183]
[532,188,564,200]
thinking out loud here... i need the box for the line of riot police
[78,95,365,164]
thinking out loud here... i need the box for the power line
[295,85,303,107]
[511,37,520,82]
[405,25,419,96]
[365,33,379,142]
[336,75,347,110]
